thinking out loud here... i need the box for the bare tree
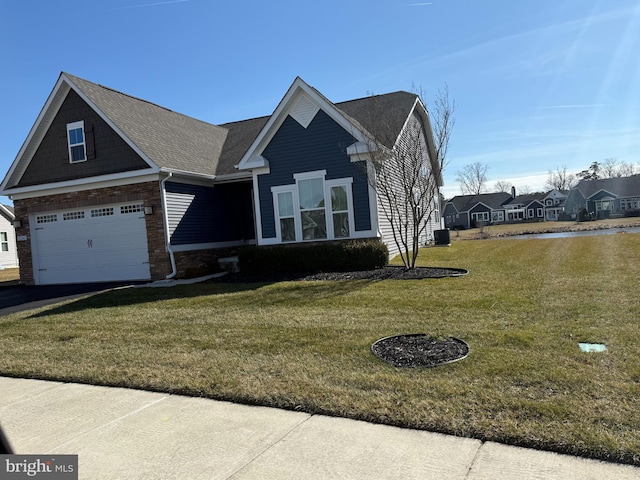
[494,180,512,193]
[545,165,577,191]
[456,162,489,195]
[518,185,533,195]
[601,158,620,178]
[601,158,638,178]
[617,161,638,177]
[358,85,455,269]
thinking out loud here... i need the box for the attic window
[67,121,86,163]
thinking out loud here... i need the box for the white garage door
[31,203,151,285]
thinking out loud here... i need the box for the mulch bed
[211,266,468,283]
[371,334,470,368]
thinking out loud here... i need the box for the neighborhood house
[0,73,442,285]
[443,176,640,229]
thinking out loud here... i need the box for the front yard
[0,234,638,465]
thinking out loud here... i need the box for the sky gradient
[1,0,639,201]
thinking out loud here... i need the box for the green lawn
[1,235,639,465]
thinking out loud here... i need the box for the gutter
[160,172,177,279]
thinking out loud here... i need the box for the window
[91,207,114,217]
[528,209,534,218]
[298,177,327,240]
[63,211,85,221]
[492,211,504,222]
[537,208,543,217]
[0,232,8,252]
[471,212,489,223]
[67,121,86,163]
[330,185,350,238]
[272,171,353,243]
[276,191,296,242]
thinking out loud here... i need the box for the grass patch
[1,235,639,465]
[0,268,19,285]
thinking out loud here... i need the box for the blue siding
[166,182,254,245]
[258,111,371,239]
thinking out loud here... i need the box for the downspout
[160,172,177,279]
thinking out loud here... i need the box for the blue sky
[1,0,639,201]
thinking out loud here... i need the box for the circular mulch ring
[371,334,470,368]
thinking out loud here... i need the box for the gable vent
[290,93,319,129]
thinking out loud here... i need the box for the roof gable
[1,73,230,193]
[236,77,376,170]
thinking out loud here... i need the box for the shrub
[238,240,388,275]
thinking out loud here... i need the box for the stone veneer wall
[13,181,172,285]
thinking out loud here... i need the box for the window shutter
[85,122,96,160]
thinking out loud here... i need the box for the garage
[30,202,151,285]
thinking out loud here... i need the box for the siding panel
[166,182,255,245]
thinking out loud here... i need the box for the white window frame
[0,232,8,252]
[492,211,504,222]
[471,211,489,223]
[537,208,543,217]
[66,121,87,163]
[271,170,354,243]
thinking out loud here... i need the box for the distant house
[443,188,552,229]
[442,192,512,229]
[503,192,546,222]
[0,204,18,268]
[0,73,442,285]
[542,190,568,221]
[564,176,640,219]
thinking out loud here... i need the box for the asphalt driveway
[0,282,141,315]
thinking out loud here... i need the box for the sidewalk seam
[225,413,314,480]
[462,440,485,480]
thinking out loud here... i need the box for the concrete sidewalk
[0,377,638,480]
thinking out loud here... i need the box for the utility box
[434,229,451,246]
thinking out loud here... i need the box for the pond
[509,227,640,240]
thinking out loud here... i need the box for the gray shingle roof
[448,192,513,212]
[65,73,228,176]
[575,176,640,198]
[63,74,424,178]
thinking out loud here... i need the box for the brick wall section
[13,181,172,285]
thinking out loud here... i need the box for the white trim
[5,172,160,200]
[293,169,327,181]
[171,239,256,252]
[251,172,265,244]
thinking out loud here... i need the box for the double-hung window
[66,121,86,163]
[0,232,8,252]
[272,170,353,243]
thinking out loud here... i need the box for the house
[0,204,19,268]
[0,73,442,285]
[443,188,550,229]
[542,189,568,221]
[442,192,512,229]
[564,176,640,219]
[503,192,546,222]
